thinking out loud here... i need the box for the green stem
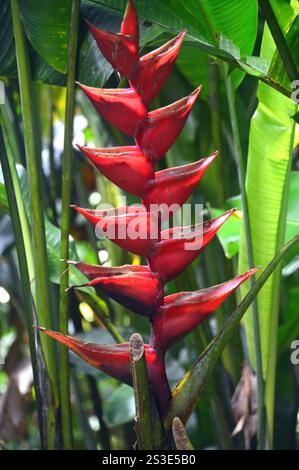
[0,102,35,284]
[130,333,164,450]
[0,126,43,444]
[59,0,81,449]
[165,234,299,431]
[10,0,59,447]
[224,71,266,449]
[258,0,298,83]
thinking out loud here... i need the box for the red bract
[150,268,260,351]
[86,1,139,77]
[37,0,259,419]
[77,145,154,196]
[147,210,236,283]
[37,327,171,413]
[142,153,218,215]
[72,205,159,256]
[77,84,147,136]
[69,262,164,316]
[135,87,201,160]
[130,32,186,103]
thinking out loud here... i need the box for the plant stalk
[59,0,81,449]
[10,0,59,447]
[258,0,298,83]
[130,333,164,450]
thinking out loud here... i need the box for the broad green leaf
[18,0,72,73]
[238,24,297,381]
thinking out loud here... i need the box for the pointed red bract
[78,145,154,196]
[69,262,164,316]
[37,328,171,413]
[150,268,260,350]
[147,209,235,283]
[130,32,186,103]
[142,152,218,217]
[135,87,201,160]
[72,205,159,257]
[78,84,147,136]
[86,0,139,77]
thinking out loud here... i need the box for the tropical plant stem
[10,0,59,447]
[0,126,44,441]
[0,103,35,283]
[165,233,299,431]
[225,70,266,448]
[130,333,164,450]
[59,0,81,449]
[258,0,298,83]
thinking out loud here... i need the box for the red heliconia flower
[69,261,164,316]
[150,268,260,351]
[37,327,171,413]
[142,152,218,216]
[135,87,201,160]
[86,0,139,77]
[130,32,186,103]
[77,145,154,197]
[147,210,236,283]
[77,84,147,136]
[72,205,159,257]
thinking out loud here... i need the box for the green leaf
[18,0,72,73]
[238,26,297,376]
[103,384,135,428]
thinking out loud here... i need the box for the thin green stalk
[130,333,164,450]
[0,126,43,444]
[86,375,111,450]
[59,0,81,449]
[224,72,266,449]
[258,0,298,83]
[10,0,59,447]
[165,234,299,431]
[0,103,35,284]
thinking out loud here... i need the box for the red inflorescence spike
[69,261,164,316]
[135,87,201,160]
[77,145,154,197]
[130,32,186,103]
[72,205,160,257]
[147,209,236,283]
[142,152,218,217]
[77,84,147,136]
[86,0,139,77]
[150,268,260,351]
[37,327,171,414]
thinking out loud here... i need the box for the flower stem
[59,0,81,449]
[10,0,59,447]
